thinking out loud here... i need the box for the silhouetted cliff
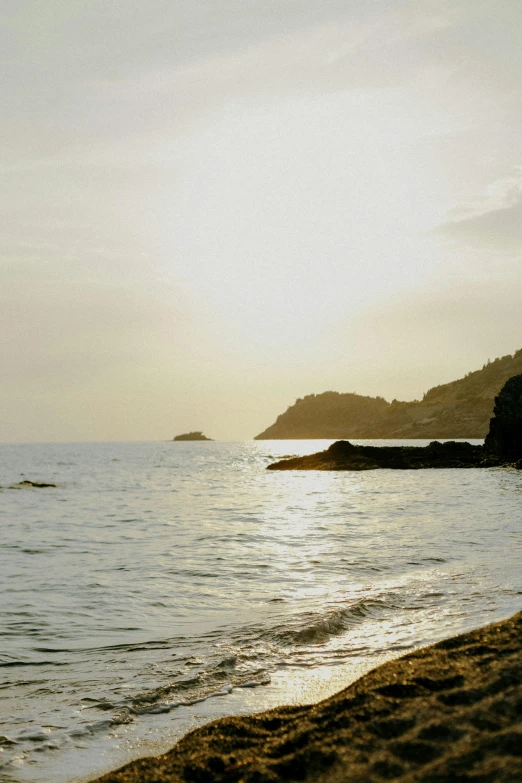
[255,349,522,439]
[267,374,522,471]
[484,373,522,459]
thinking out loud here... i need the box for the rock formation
[267,439,500,471]
[484,373,522,461]
[8,480,58,488]
[268,374,522,471]
[173,432,213,441]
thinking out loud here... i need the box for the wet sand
[93,611,522,782]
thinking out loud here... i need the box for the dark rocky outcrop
[268,374,522,471]
[484,373,522,460]
[267,440,501,471]
[9,480,58,488]
[173,431,213,441]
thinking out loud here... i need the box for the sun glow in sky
[2,1,522,441]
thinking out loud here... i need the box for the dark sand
[93,611,522,782]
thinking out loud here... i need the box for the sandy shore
[93,611,522,782]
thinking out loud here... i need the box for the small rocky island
[268,374,522,471]
[172,431,213,441]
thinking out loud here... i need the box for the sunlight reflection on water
[0,439,520,782]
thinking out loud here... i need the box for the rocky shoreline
[91,611,522,782]
[268,374,522,472]
[267,439,509,471]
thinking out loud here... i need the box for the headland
[255,349,522,440]
[268,373,522,472]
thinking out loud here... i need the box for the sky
[2,0,522,442]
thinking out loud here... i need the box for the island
[172,432,213,441]
[267,374,522,471]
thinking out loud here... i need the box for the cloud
[434,171,522,252]
[438,198,522,251]
[90,6,461,115]
[3,1,521,175]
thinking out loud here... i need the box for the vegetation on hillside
[255,349,522,439]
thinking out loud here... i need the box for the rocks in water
[484,373,522,459]
[172,431,213,441]
[268,373,522,471]
[9,480,58,488]
[267,439,499,471]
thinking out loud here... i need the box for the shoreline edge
[92,609,522,782]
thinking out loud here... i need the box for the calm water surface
[1,440,521,782]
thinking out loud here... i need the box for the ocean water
[1,440,521,783]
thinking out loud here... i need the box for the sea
[1,440,521,783]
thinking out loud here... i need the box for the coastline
[91,610,522,782]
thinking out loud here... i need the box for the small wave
[216,655,237,669]
[86,651,272,721]
[0,660,68,668]
[270,596,399,647]
[92,675,271,720]
[126,675,271,715]
[0,736,18,747]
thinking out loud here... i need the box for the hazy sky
[2,0,522,441]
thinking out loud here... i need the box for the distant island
[172,431,213,441]
[255,349,522,439]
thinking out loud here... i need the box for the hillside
[254,349,522,439]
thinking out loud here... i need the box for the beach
[2,441,521,782]
[93,610,522,782]
[5,0,522,778]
